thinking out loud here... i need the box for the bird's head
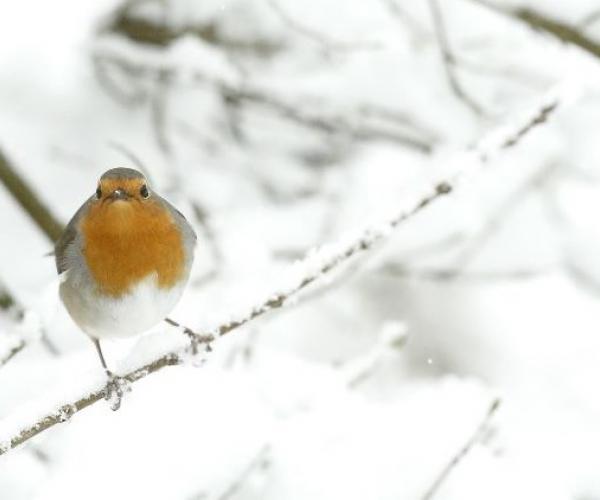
[94,167,150,205]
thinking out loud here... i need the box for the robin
[54,167,196,408]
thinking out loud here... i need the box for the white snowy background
[0,0,600,498]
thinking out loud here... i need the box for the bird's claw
[104,371,131,411]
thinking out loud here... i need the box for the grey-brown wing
[156,195,198,245]
[54,197,92,274]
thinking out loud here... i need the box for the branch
[0,339,26,368]
[0,85,568,455]
[466,0,600,60]
[101,1,280,55]
[382,0,430,41]
[188,443,271,500]
[427,0,484,115]
[421,398,501,500]
[0,148,64,242]
[150,69,173,155]
[379,264,551,282]
[217,445,271,500]
[0,279,24,320]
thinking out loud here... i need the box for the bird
[54,167,196,408]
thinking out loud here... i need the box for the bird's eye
[95,186,102,199]
[140,184,149,199]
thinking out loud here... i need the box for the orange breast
[81,199,185,297]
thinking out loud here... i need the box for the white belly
[60,273,185,339]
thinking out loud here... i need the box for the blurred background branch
[0,148,64,242]
[422,399,501,500]
[467,0,600,59]
[91,48,437,153]
[428,0,485,115]
[0,279,23,319]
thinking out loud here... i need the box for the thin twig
[382,0,430,41]
[379,264,551,282]
[428,0,484,115]
[0,340,26,368]
[358,103,439,142]
[0,87,565,455]
[421,398,501,500]
[150,69,173,155]
[108,142,153,179]
[217,445,271,500]
[189,202,223,286]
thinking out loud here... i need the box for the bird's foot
[104,371,131,411]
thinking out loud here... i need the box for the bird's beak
[108,189,130,201]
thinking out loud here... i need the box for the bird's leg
[92,338,131,411]
[92,337,111,376]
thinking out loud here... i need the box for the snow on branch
[0,84,572,455]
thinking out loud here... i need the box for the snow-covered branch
[0,85,569,456]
